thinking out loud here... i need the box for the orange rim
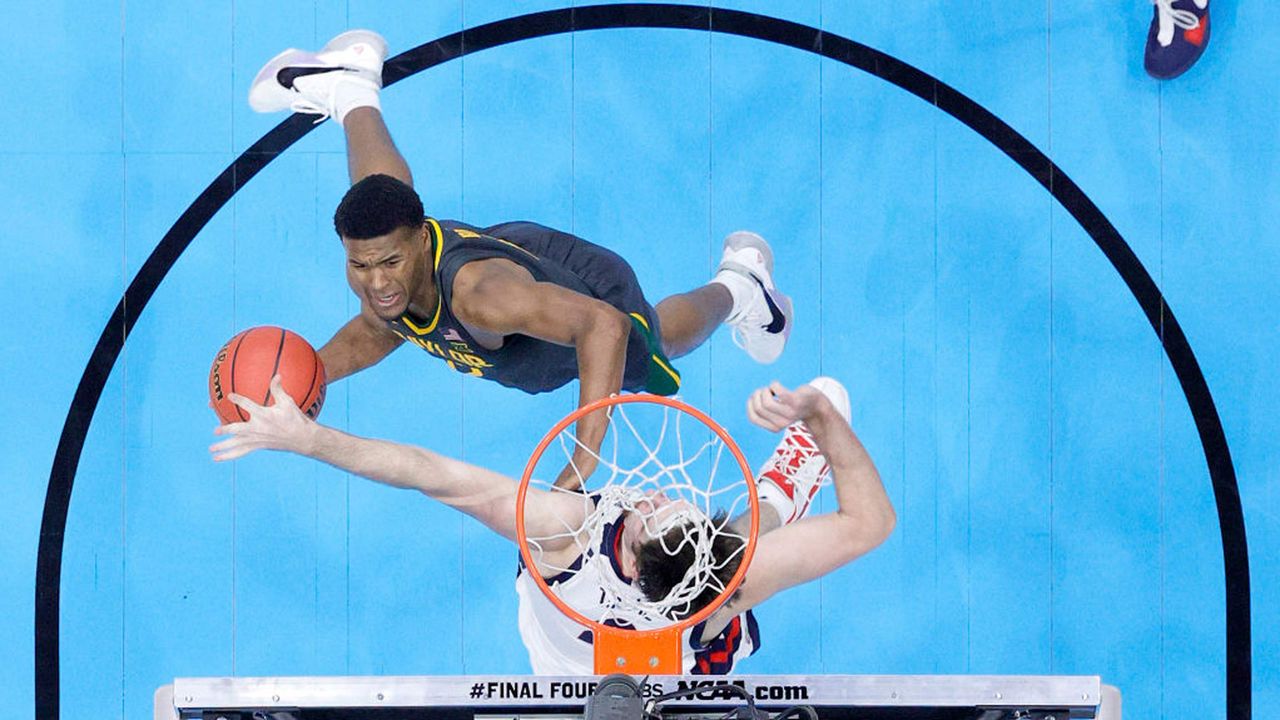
[515,393,758,673]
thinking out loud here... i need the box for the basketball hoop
[516,394,758,675]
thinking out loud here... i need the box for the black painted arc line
[35,5,1249,719]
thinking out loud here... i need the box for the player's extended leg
[247,30,411,186]
[656,231,794,364]
[653,284,732,359]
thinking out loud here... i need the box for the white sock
[710,268,755,324]
[332,77,382,127]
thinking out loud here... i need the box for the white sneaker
[248,29,388,120]
[754,377,851,524]
[717,231,793,364]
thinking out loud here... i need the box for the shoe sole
[321,29,389,64]
[807,377,851,423]
[724,230,774,277]
[249,30,388,112]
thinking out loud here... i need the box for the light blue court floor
[1,2,1276,720]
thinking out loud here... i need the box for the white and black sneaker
[715,231,793,364]
[248,29,387,122]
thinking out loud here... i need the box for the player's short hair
[333,174,425,240]
[634,510,744,620]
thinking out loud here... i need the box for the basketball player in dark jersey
[249,30,794,488]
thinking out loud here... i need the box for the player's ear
[621,550,638,580]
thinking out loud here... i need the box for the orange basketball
[208,326,327,424]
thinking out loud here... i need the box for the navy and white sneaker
[249,29,387,120]
[718,231,793,364]
[1145,0,1209,80]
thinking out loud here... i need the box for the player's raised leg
[728,376,849,537]
[655,231,794,364]
[652,284,732,359]
[247,30,411,186]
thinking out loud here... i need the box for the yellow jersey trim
[495,237,540,260]
[629,313,681,389]
[401,219,447,335]
[427,218,445,267]
[651,354,681,389]
[454,226,539,260]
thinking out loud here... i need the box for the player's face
[342,224,432,321]
[622,490,697,551]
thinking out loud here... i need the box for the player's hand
[746,381,830,432]
[553,451,598,492]
[210,375,318,461]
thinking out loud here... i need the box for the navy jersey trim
[690,610,759,675]
[601,515,632,585]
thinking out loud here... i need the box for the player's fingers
[210,438,246,461]
[214,421,250,436]
[752,384,783,417]
[212,446,247,462]
[268,375,296,407]
[769,383,802,416]
[750,413,786,433]
[215,435,269,461]
[209,431,251,449]
[747,389,789,431]
[229,393,264,415]
[770,381,812,413]
[761,384,796,418]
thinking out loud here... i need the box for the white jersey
[516,494,759,674]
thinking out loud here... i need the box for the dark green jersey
[385,219,679,395]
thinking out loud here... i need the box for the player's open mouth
[374,292,401,308]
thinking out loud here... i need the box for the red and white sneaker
[754,377,851,525]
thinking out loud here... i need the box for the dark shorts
[626,312,681,396]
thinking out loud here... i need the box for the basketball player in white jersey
[210,377,895,674]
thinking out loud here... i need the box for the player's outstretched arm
[451,259,632,490]
[317,302,405,382]
[717,381,895,618]
[209,376,586,545]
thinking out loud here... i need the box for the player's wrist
[294,420,329,457]
[800,393,839,429]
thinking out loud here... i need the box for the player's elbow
[587,304,631,345]
[834,497,896,559]
[868,501,897,548]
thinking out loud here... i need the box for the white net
[523,399,755,627]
